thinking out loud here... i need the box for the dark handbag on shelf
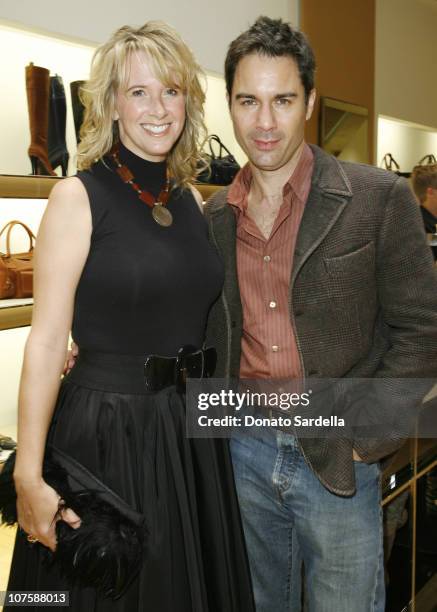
[0,220,35,299]
[0,446,146,599]
[417,154,437,166]
[381,153,411,178]
[197,134,240,185]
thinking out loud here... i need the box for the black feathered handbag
[0,446,146,599]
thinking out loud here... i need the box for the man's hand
[353,449,363,462]
[63,341,78,375]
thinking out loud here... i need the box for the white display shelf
[0,298,33,309]
[0,300,32,330]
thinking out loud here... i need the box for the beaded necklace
[110,144,172,227]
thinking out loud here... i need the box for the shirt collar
[227,143,314,212]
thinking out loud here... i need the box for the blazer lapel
[292,146,353,282]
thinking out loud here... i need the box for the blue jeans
[230,427,384,612]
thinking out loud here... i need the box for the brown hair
[412,164,437,203]
[225,16,316,103]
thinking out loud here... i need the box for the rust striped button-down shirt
[227,144,314,379]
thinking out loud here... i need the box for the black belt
[68,346,217,395]
[144,345,216,392]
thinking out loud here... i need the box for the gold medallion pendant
[152,203,173,227]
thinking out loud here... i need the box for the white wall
[0,25,95,176]
[0,23,246,175]
[375,0,437,171]
[377,116,437,172]
[0,198,47,251]
[0,327,29,429]
[0,0,299,75]
[0,197,73,433]
[0,199,47,429]
[375,0,437,129]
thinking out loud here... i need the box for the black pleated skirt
[5,351,254,611]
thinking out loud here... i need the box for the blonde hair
[412,164,437,204]
[77,22,206,187]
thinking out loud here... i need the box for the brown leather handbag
[0,221,35,299]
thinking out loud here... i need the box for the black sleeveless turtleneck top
[73,143,224,356]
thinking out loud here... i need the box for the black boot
[70,80,86,144]
[48,75,69,176]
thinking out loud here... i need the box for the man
[412,163,437,259]
[204,16,437,612]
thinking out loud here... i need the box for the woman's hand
[63,341,79,375]
[15,477,81,551]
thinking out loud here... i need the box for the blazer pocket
[324,241,375,271]
[323,241,375,298]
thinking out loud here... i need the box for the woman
[7,22,254,611]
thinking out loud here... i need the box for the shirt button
[272,345,279,352]
[264,255,271,262]
[269,301,277,309]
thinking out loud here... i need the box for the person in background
[6,22,254,612]
[412,163,437,259]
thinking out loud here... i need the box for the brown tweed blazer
[204,144,437,496]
